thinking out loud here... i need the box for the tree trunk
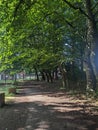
[34,68,39,81]
[54,67,58,80]
[14,74,17,82]
[60,65,68,88]
[4,74,6,84]
[48,71,53,83]
[84,46,96,90]
[45,72,50,82]
[85,0,98,91]
[0,93,5,107]
[40,71,46,81]
[71,61,76,81]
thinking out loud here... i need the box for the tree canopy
[0,0,98,91]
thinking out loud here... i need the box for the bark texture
[85,0,98,91]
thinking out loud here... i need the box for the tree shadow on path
[0,83,98,130]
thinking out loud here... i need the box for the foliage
[0,85,16,96]
[0,0,98,90]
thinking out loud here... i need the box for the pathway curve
[0,83,98,130]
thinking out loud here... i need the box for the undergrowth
[0,85,16,97]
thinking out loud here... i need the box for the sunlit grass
[0,80,14,83]
[0,85,16,97]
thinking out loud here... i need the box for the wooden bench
[0,93,5,107]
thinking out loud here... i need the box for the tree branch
[55,11,75,28]
[14,0,24,17]
[44,11,75,29]
[63,0,91,20]
[92,2,98,11]
[14,0,37,17]
[94,10,98,17]
[64,19,74,28]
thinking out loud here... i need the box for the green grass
[0,85,16,97]
[0,80,14,84]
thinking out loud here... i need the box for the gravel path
[0,83,98,130]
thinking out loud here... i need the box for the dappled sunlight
[0,85,98,130]
[35,121,49,130]
[1,0,98,128]
[28,107,38,113]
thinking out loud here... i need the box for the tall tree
[62,0,98,91]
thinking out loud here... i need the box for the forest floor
[0,80,98,130]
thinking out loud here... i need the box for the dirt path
[0,82,98,130]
